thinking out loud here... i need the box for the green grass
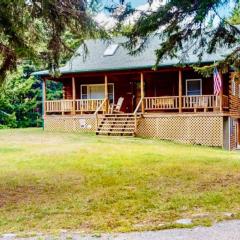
[0,128,240,234]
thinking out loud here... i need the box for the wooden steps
[96,114,141,136]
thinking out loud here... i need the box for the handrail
[94,98,107,130]
[94,98,107,115]
[133,97,143,134]
[134,97,143,115]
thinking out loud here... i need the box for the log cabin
[33,36,240,150]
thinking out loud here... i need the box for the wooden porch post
[72,77,76,115]
[178,69,182,113]
[42,78,46,117]
[141,72,145,113]
[104,75,109,113]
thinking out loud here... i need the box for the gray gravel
[2,220,240,240]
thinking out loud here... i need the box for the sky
[130,0,233,16]
[103,0,233,16]
[98,0,234,27]
[102,0,149,8]
[129,0,147,7]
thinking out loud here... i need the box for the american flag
[214,67,222,95]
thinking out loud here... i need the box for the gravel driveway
[2,220,240,240]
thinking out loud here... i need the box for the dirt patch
[0,185,54,208]
[196,174,240,191]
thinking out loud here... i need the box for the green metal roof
[33,36,232,76]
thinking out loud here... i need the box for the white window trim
[186,79,202,96]
[81,83,114,103]
[232,80,236,96]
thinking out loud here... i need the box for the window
[108,85,114,103]
[81,86,88,99]
[81,84,114,103]
[103,44,119,56]
[186,79,202,96]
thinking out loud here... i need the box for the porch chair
[110,97,124,114]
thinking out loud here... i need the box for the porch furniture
[110,97,124,114]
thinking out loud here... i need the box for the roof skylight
[103,44,119,56]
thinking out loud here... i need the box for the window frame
[232,79,236,96]
[103,44,119,56]
[238,84,240,98]
[185,79,202,96]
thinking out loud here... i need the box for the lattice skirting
[136,115,223,147]
[44,115,224,147]
[44,115,97,133]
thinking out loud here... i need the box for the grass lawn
[0,128,240,234]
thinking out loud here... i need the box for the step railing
[133,97,143,133]
[94,98,108,129]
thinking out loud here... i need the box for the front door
[81,84,114,104]
[89,85,105,99]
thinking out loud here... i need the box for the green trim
[33,61,214,77]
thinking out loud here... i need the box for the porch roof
[33,36,232,77]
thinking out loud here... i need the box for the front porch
[42,68,229,116]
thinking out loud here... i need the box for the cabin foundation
[44,114,232,148]
[137,114,223,147]
[44,115,96,133]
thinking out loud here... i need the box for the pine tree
[230,3,240,24]
[0,0,105,83]
[117,0,240,72]
[0,67,41,128]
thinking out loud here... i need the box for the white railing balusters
[144,96,179,110]
[182,95,228,110]
[45,99,105,113]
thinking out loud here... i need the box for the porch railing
[75,99,105,112]
[144,96,179,110]
[182,95,229,109]
[142,95,228,111]
[45,100,74,112]
[45,95,229,114]
[45,99,105,113]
